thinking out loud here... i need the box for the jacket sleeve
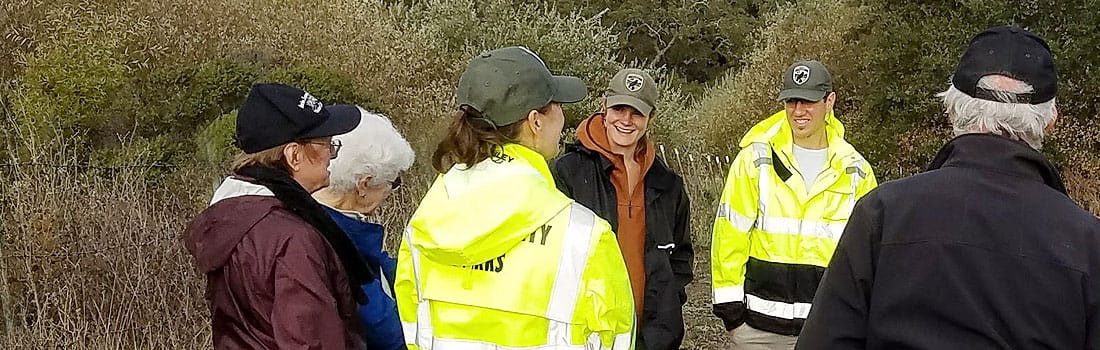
[711,148,758,331]
[363,242,404,350]
[1086,222,1100,350]
[394,229,420,349]
[579,218,636,350]
[1090,284,1100,349]
[854,158,878,199]
[272,233,347,349]
[359,279,408,350]
[1090,309,1100,350]
[381,251,398,296]
[670,184,694,304]
[796,193,882,350]
[549,157,575,198]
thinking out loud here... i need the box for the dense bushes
[693,0,1099,186]
[2,0,686,170]
[850,0,1100,208]
[1,0,1098,347]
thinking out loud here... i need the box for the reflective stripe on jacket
[711,110,877,335]
[551,140,693,350]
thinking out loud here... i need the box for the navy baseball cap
[235,83,362,153]
[953,26,1057,104]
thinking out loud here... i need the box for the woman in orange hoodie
[551,68,693,350]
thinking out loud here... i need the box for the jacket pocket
[821,188,857,222]
[642,247,686,350]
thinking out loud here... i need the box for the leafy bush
[130,59,264,137]
[695,0,868,154]
[12,34,129,156]
[193,110,238,173]
[89,134,190,180]
[852,0,1100,178]
[264,65,383,112]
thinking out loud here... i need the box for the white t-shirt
[793,144,828,191]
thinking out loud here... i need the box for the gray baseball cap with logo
[455,46,588,127]
[777,60,833,102]
[605,68,659,117]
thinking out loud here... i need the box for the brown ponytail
[431,106,526,173]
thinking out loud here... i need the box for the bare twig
[0,227,12,338]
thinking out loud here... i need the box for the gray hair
[938,75,1056,149]
[328,107,415,192]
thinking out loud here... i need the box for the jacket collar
[566,142,677,192]
[927,134,1067,195]
[320,203,373,224]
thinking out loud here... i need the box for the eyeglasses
[388,176,402,190]
[304,139,342,159]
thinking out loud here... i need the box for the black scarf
[237,165,373,305]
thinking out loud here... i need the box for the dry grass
[0,151,210,348]
[659,146,735,348]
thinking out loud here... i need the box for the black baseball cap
[455,46,587,127]
[953,26,1057,104]
[777,60,833,102]
[235,83,362,153]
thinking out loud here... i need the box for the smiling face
[603,104,649,152]
[784,92,835,148]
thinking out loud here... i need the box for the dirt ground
[680,246,733,349]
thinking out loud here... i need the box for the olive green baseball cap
[777,60,833,102]
[455,46,588,127]
[605,68,659,117]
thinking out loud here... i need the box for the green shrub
[695,0,869,154]
[386,0,620,128]
[11,35,129,159]
[854,0,1100,177]
[193,110,239,173]
[264,65,384,112]
[130,59,264,137]
[88,133,191,182]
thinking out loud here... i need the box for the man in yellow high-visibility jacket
[711,60,878,349]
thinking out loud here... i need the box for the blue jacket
[324,207,405,350]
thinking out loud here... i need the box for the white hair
[328,107,415,192]
[938,75,1056,149]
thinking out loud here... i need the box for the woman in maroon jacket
[185,83,372,349]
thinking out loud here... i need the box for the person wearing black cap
[393,47,636,349]
[797,26,1100,349]
[185,83,372,349]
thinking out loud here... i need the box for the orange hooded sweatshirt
[576,113,656,317]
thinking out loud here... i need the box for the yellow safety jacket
[396,143,635,350]
[710,110,877,335]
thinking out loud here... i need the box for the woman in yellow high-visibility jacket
[395,46,635,350]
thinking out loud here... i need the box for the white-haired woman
[313,107,415,350]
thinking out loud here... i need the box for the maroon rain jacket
[185,177,364,349]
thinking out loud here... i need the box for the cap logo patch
[793,65,811,85]
[625,73,644,92]
[298,92,323,113]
